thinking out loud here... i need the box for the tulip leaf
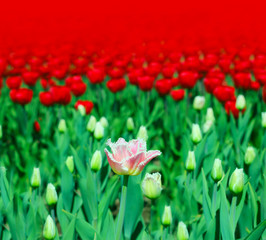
[244,220,266,240]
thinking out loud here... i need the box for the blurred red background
[0,0,265,49]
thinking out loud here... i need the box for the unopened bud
[193,96,205,110]
[94,122,104,140]
[262,112,266,128]
[206,108,215,122]
[203,120,213,133]
[77,105,86,116]
[91,150,102,172]
[141,172,162,199]
[46,183,58,206]
[66,156,74,173]
[137,126,148,141]
[244,146,256,165]
[236,95,246,110]
[229,168,244,194]
[58,119,67,133]
[87,115,97,132]
[211,158,223,182]
[162,206,172,226]
[185,151,196,171]
[43,215,56,239]
[177,221,189,240]
[100,117,108,128]
[127,117,135,131]
[191,124,202,144]
[31,168,41,188]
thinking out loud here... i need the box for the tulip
[179,71,198,89]
[137,126,148,141]
[46,183,58,206]
[58,119,67,133]
[161,206,172,226]
[193,96,205,110]
[74,100,94,115]
[71,81,87,97]
[10,88,33,105]
[127,117,135,131]
[22,71,39,86]
[262,112,266,128]
[87,68,105,84]
[91,150,102,172]
[39,92,54,106]
[34,121,41,132]
[236,95,246,110]
[104,138,161,175]
[31,168,41,188]
[185,151,196,171]
[87,116,97,132]
[244,147,256,165]
[155,79,172,96]
[106,79,126,93]
[170,89,185,101]
[229,168,244,194]
[77,105,86,116]
[6,76,22,89]
[177,221,189,240]
[43,215,56,239]
[94,122,104,140]
[203,120,213,133]
[211,158,223,182]
[206,108,215,122]
[100,117,109,128]
[50,86,71,105]
[141,172,162,199]
[66,156,74,173]
[213,86,235,103]
[191,124,202,144]
[137,76,154,91]
[225,101,241,118]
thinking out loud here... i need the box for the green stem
[230,196,237,231]
[211,183,217,215]
[115,175,129,240]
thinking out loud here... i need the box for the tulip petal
[128,139,146,154]
[104,149,129,175]
[124,151,146,175]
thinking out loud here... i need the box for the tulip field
[0,43,266,240]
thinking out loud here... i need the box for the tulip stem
[211,183,217,215]
[115,175,129,240]
[230,196,237,231]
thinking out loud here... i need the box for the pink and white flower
[104,138,161,175]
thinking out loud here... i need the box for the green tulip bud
[193,96,205,110]
[229,168,244,194]
[185,151,196,171]
[177,221,189,240]
[141,172,162,199]
[77,105,86,116]
[43,215,56,240]
[100,117,108,128]
[46,183,58,206]
[244,146,256,165]
[31,167,41,188]
[94,122,104,140]
[191,124,202,144]
[206,108,215,122]
[211,158,223,182]
[91,150,102,172]
[162,206,172,226]
[58,119,67,133]
[262,112,266,128]
[203,120,213,133]
[87,115,97,132]
[127,117,135,131]
[137,126,148,141]
[65,156,74,173]
[0,125,2,139]
[236,95,246,110]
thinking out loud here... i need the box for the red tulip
[73,57,89,68]
[39,92,54,106]
[65,75,83,87]
[203,77,222,93]
[138,76,154,91]
[233,72,252,89]
[145,62,161,77]
[162,66,175,78]
[87,68,105,84]
[71,82,87,96]
[170,89,185,101]
[179,71,198,89]
[50,86,72,105]
[22,71,39,86]
[74,100,94,114]
[34,121,41,132]
[213,86,235,102]
[106,78,127,93]
[250,81,260,91]
[155,79,172,96]
[219,56,232,73]
[225,101,245,118]
[6,76,22,89]
[108,68,124,78]
[10,88,33,105]
[128,69,143,85]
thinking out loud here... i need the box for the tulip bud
[87,115,97,132]
[43,215,56,240]
[141,172,162,199]
[244,146,256,165]
[236,95,246,110]
[211,158,223,182]
[100,117,108,128]
[262,112,266,128]
[206,108,215,122]
[177,221,189,240]
[193,96,205,110]
[127,117,135,131]
[162,206,172,226]
[65,156,74,173]
[229,168,244,194]
[137,126,148,141]
[31,167,41,188]
[94,122,104,140]
[58,119,67,133]
[203,120,213,133]
[185,151,196,171]
[0,125,2,139]
[46,183,58,206]
[77,104,86,116]
[191,124,202,144]
[91,150,102,172]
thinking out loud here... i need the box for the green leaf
[62,217,76,240]
[244,220,266,240]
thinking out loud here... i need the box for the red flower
[128,69,143,85]
[155,79,172,96]
[106,78,127,93]
[202,53,218,69]
[10,88,33,105]
[170,89,185,101]
[203,77,222,93]
[145,62,161,77]
[87,68,105,84]
[108,68,124,78]
[179,71,198,89]
[74,100,94,114]
[34,121,41,132]
[71,81,87,96]
[22,71,39,86]
[233,72,252,89]
[213,86,235,102]
[50,86,72,105]
[225,101,245,118]
[65,75,83,87]
[137,76,154,91]
[162,66,175,78]
[250,81,260,91]
[219,56,232,73]
[39,92,54,106]
[6,76,22,89]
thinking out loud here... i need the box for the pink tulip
[105,138,161,175]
